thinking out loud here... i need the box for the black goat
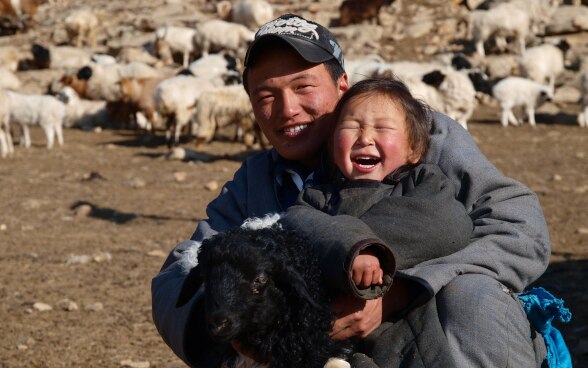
[176,222,353,368]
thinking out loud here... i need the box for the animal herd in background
[0,0,587,159]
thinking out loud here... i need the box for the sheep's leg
[582,107,588,127]
[507,109,519,126]
[42,125,55,149]
[495,36,508,52]
[182,52,189,68]
[3,119,13,154]
[548,76,556,92]
[500,107,510,127]
[21,125,31,147]
[55,123,64,146]
[526,106,536,127]
[475,40,485,57]
[517,35,526,55]
[0,129,7,158]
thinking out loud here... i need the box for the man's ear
[338,73,350,96]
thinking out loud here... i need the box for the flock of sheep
[0,0,587,160]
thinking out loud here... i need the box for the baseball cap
[244,13,344,69]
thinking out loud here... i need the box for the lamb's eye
[251,273,268,294]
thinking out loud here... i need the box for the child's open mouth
[352,156,381,171]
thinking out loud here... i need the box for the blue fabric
[518,287,572,368]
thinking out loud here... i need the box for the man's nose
[277,90,300,119]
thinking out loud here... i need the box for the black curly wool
[177,224,351,368]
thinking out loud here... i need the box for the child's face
[333,93,417,181]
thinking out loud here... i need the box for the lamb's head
[177,224,330,362]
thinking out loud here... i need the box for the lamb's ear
[176,265,203,308]
[276,266,321,310]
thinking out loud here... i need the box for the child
[281,77,474,301]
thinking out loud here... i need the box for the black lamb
[176,222,353,368]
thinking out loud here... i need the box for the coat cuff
[345,238,397,299]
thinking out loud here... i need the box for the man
[152,14,550,367]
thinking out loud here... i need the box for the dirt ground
[1,1,587,367]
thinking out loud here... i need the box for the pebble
[204,180,219,191]
[130,177,146,188]
[17,344,28,351]
[120,359,150,368]
[173,171,187,182]
[577,228,588,235]
[74,204,93,217]
[57,299,79,311]
[85,302,104,312]
[147,250,167,258]
[167,147,186,160]
[0,224,6,231]
[33,302,52,312]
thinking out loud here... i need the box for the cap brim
[244,34,335,67]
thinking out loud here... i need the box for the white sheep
[491,77,554,127]
[153,26,197,67]
[0,89,14,158]
[64,8,99,47]
[187,52,241,83]
[191,84,257,145]
[578,71,588,128]
[192,19,255,59]
[502,0,560,35]
[0,67,21,90]
[216,0,274,30]
[470,5,530,57]
[519,40,570,91]
[57,86,108,129]
[153,75,218,146]
[31,44,93,70]
[7,91,66,149]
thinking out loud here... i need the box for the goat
[176,218,353,368]
[338,0,395,27]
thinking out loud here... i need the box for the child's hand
[352,249,383,289]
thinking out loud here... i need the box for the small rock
[33,302,52,312]
[204,180,219,191]
[93,252,112,263]
[167,147,186,160]
[74,204,93,217]
[552,174,562,181]
[120,359,150,368]
[66,254,91,264]
[57,299,79,311]
[147,250,167,258]
[93,127,102,133]
[85,302,104,312]
[17,344,28,351]
[173,171,187,182]
[0,224,6,231]
[577,228,588,235]
[130,177,146,188]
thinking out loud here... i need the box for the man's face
[247,47,348,169]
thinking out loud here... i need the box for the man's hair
[242,38,345,93]
[332,78,432,164]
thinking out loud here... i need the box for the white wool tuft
[241,213,283,231]
[178,240,202,273]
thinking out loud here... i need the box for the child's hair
[332,77,432,164]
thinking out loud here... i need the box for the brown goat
[338,0,395,27]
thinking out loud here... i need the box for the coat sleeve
[151,161,254,367]
[359,164,473,270]
[282,188,396,300]
[409,113,551,294]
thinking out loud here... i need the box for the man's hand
[330,278,410,340]
[330,295,383,340]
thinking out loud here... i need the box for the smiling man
[152,13,550,368]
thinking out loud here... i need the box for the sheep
[216,0,274,30]
[470,73,554,127]
[0,89,13,158]
[470,4,530,57]
[500,0,560,35]
[0,67,21,90]
[153,74,218,147]
[153,25,197,67]
[578,71,588,128]
[31,44,93,70]
[188,52,241,83]
[64,8,98,47]
[191,84,260,147]
[192,19,255,59]
[117,46,162,67]
[56,86,108,129]
[175,217,353,368]
[0,0,45,32]
[6,91,66,148]
[118,76,167,132]
[338,0,395,27]
[519,40,570,91]
[0,45,21,71]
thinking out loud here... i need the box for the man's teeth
[284,124,309,135]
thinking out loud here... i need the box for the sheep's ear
[276,266,321,310]
[422,70,445,88]
[176,265,203,308]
